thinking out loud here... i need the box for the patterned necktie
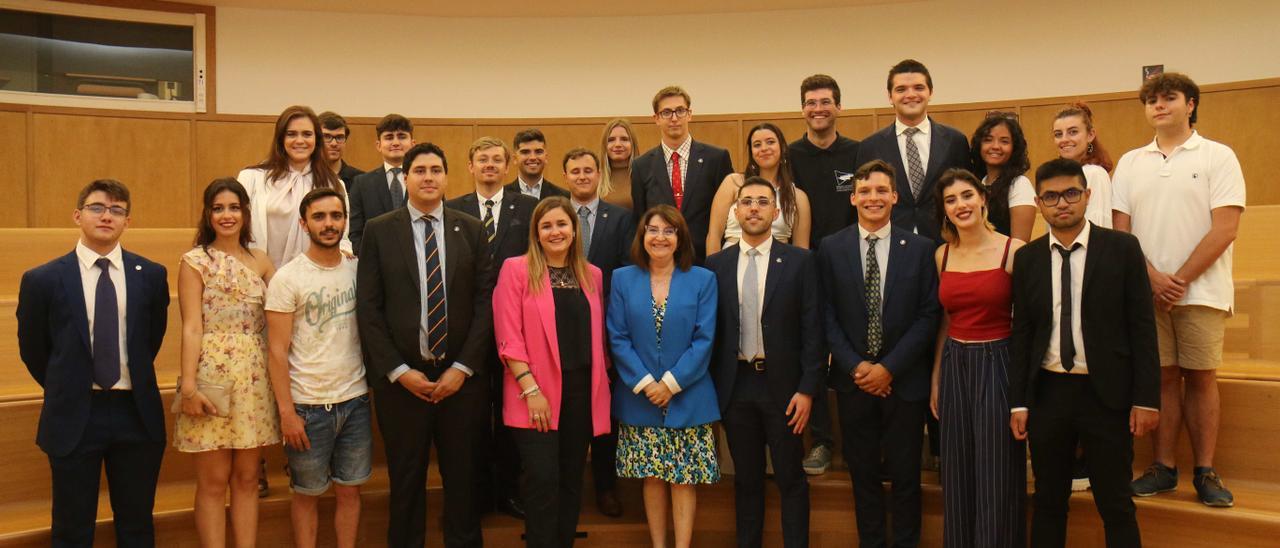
[578,205,592,255]
[1058,243,1080,371]
[865,235,883,357]
[389,167,405,209]
[740,248,762,359]
[670,150,684,209]
[482,199,496,243]
[93,258,121,388]
[903,127,925,200]
[423,215,448,360]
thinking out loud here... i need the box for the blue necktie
[423,216,448,359]
[93,258,121,388]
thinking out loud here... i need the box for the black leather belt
[738,358,766,372]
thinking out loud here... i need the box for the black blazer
[585,200,635,303]
[349,166,400,254]
[630,141,735,261]
[504,179,568,201]
[706,241,825,413]
[854,118,971,243]
[356,206,496,386]
[1009,224,1160,411]
[446,190,539,264]
[16,250,169,457]
[337,160,365,191]
[817,225,940,401]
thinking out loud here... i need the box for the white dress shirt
[895,117,932,177]
[736,237,772,359]
[517,177,545,199]
[858,222,892,313]
[76,240,131,390]
[476,187,505,227]
[386,201,473,383]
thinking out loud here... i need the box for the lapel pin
[509,204,515,210]
[697,158,703,164]
[899,239,906,245]
[602,212,608,218]
[135,265,142,271]
[776,257,782,263]
[453,226,460,232]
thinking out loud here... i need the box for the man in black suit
[561,147,634,517]
[854,60,971,244]
[349,113,415,253]
[445,136,537,519]
[319,111,364,189]
[1009,158,1160,548]
[504,128,569,201]
[631,85,735,261]
[357,143,495,547]
[17,179,169,547]
[817,160,940,548]
[707,176,823,547]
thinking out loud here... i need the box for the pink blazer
[492,255,612,435]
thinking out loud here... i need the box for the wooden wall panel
[32,114,192,228]
[1021,98,1149,173]
[930,106,1017,146]
[416,125,480,199]
[342,123,384,172]
[1197,85,1280,206]
[690,120,743,170]
[193,120,274,223]
[0,112,28,228]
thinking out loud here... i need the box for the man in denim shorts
[266,187,372,546]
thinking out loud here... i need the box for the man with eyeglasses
[706,176,823,546]
[631,85,734,262]
[349,114,415,254]
[319,111,365,190]
[18,179,170,546]
[1009,158,1160,547]
[787,73,860,477]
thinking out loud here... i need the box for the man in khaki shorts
[1113,72,1245,508]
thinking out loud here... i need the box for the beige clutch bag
[171,378,232,417]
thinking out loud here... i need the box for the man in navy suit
[561,147,634,517]
[854,59,971,244]
[707,177,824,547]
[817,160,940,548]
[17,179,170,547]
[349,113,415,253]
[630,85,735,262]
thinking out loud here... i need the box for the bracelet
[514,370,532,383]
[519,385,541,399]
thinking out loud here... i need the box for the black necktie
[93,258,121,388]
[1057,244,1080,371]
[865,235,883,357]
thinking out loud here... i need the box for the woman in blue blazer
[608,205,719,548]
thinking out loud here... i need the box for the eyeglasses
[803,98,836,109]
[644,225,678,237]
[322,134,347,143]
[657,108,690,120]
[1038,188,1084,206]
[737,197,773,208]
[82,203,129,217]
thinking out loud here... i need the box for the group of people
[16,58,1246,548]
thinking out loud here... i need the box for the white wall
[215,0,1280,118]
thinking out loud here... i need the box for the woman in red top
[930,168,1028,548]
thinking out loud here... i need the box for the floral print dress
[173,247,280,452]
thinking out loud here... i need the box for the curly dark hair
[969,112,1030,234]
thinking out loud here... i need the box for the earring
[1087,142,1094,154]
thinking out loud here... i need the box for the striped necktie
[482,199,496,243]
[423,214,448,359]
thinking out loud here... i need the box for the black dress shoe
[596,490,623,518]
[498,496,526,519]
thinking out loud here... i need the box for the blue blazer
[816,225,940,402]
[608,265,719,428]
[16,250,170,457]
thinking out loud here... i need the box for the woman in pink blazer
[493,196,612,547]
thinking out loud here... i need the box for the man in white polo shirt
[1113,72,1245,508]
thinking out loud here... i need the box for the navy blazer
[607,265,719,428]
[585,200,635,304]
[337,160,365,191]
[817,225,940,402]
[630,141,735,262]
[854,118,971,243]
[705,241,825,413]
[349,166,399,254]
[446,190,539,264]
[16,250,169,457]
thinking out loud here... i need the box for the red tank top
[938,238,1013,340]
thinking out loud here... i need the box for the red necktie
[670,150,683,209]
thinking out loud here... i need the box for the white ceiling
[171,0,918,18]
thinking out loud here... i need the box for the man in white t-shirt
[1113,72,1245,508]
[266,187,371,547]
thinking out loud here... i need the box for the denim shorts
[285,394,373,496]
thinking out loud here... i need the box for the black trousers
[480,350,523,507]
[374,372,488,548]
[48,391,164,548]
[722,367,810,548]
[513,367,593,547]
[1029,372,1140,548]
[589,370,618,493]
[836,389,927,548]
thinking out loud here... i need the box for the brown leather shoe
[596,489,622,518]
